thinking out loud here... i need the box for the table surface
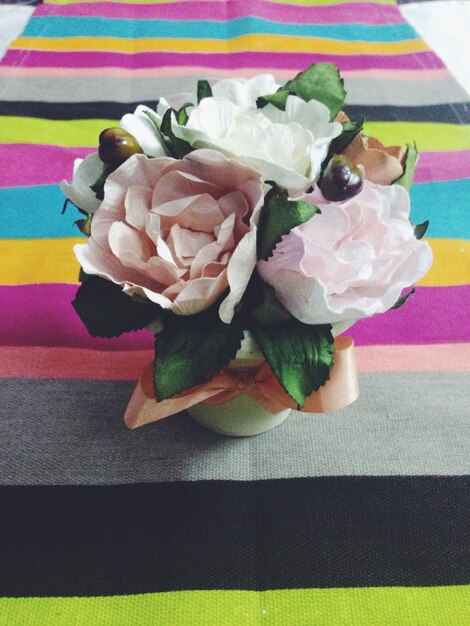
[0,1,469,624]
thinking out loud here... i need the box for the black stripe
[2,100,470,124]
[0,101,159,121]
[1,476,469,596]
[344,103,470,124]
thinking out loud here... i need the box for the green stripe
[0,116,117,147]
[1,586,469,626]
[364,121,470,152]
[2,117,470,151]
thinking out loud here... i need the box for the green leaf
[197,80,213,104]
[414,220,429,240]
[257,184,319,260]
[154,306,245,400]
[394,143,418,191]
[258,62,346,120]
[72,275,162,338]
[251,321,334,408]
[176,101,194,126]
[390,288,416,310]
[322,119,364,173]
[90,163,115,201]
[249,277,291,326]
[159,109,194,158]
[256,89,290,111]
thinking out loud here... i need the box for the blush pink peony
[257,181,433,325]
[74,150,264,320]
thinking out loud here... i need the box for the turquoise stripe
[410,179,470,240]
[1,185,85,239]
[2,180,469,240]
[24,16,418,42]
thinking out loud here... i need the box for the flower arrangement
[62,63,432,423]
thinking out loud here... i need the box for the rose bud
[98,127,143,166]
[320,154,363,201]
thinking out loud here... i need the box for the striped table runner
[1,1,469,624]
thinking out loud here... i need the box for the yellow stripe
[0,238,81,285]
[11,35,428,55]
[0,238,467,287]
[0,586,469,626]
[417,238,470,287]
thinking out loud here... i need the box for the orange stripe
[0,347,153,380]
[0,66,452,80]
[355,343,470,373]
[1,344,469,380]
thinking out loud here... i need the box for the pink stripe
[2,49,445,72]
[0,284,468,349]
[34,0,405,25]
[0,66,452,80]
[414,151,470,183]
[2,342,469,380]
[0,145,94,188]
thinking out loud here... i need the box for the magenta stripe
[3,146,468,188]
[34,1,405,25]
[0,284,468,349]
[349,285,470,346]
[2,49,445,72]
[0,145,94,188]
[0,284,153,351]
[414,150,470,183]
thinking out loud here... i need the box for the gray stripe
[1,75,468,107]
[1,372,469,485]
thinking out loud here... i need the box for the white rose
[120,104,167,157]
[159,75,342,195]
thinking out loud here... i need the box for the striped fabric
[0,1,469,624]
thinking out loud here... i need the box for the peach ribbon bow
[124,336,359,429]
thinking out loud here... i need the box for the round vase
[187,395,291,437]
[186,332,290,437]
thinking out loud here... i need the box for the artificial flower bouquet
[62,62,432,427]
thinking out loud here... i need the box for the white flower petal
[60,152,103,213]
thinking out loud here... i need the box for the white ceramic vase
[186,332,290,437]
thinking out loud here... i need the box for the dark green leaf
[258,62,346,120]
[390,288,416,310]
[414,220,429,240]
[251,321,334,408]
[154,306,245,400]
[159,109,193,158]
[72,275,162,338]
[256,89,290,110]
[322,119,364,173]
[176,101,194,126]
[394,143,418,191]
[249,277,291,326]
[90,163,114,201]
[258,184,319,260]
[197,80,213,104]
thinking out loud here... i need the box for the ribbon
[124,336,359,429]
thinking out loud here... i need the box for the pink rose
[257,181,432,324]
[74,150,264,321]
